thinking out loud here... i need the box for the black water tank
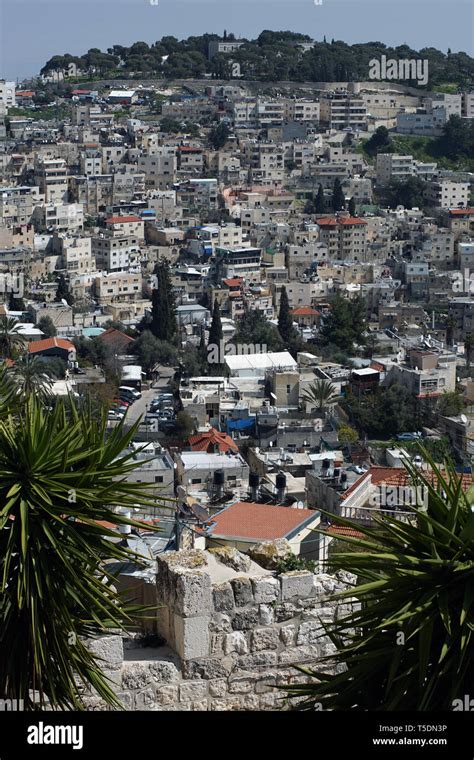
[333,468,341,479]
[276,472,287,490]
[340,472,347,483]
[249,472,260,488]
[322,459,330,470]
[213,469,225,486]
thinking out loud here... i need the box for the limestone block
[174,614,210,660]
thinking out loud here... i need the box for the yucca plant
[285,450,474,710]
[0,397,168,710]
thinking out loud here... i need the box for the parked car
[108,410,124,421]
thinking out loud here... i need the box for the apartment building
[208,40,245,59]
[319,92,367,131]
[177,146,204,173]
[177,179,218,210]
[386,349,456,398]
[0,186,40,226]
[213,245,262,281]
[425,180,470,210]
[105,215,145,241]
[242,141,285,182]
[93,271,142,303]
[80,148,102,176]
[138,148,177,189]
[376,153,414,186]
[92,233,140,271]
[0,80,16,109]
[34,158,68,203]
[317,215,368,261]
[284,100,320,123]
[32,202,84,233]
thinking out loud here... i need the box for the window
[155,476,164,483]
[191,478,201,485]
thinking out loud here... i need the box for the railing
[340,505,416,525]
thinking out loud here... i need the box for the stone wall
[84,547,355,711]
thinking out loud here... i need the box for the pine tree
[315,184,326,214]
[278,286,295,343]
[348,197,356,216]
[332,179,346,212]
[150,260,177,343]
[55,274,74,306]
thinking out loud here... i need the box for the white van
[119,386,141,401]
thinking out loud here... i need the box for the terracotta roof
[343,465,472,499]
[97,327,134,348]
[326,525,364,539]
[28,337,75,354]
[106,216,142,224]
[370,361,385,372]
[316,216,366,226]
[291,306,320,316]
[449,208,474,216]
[223,278,243,287]
[207,501,318,541]
[188,427,238,454]
[178,146,202,153]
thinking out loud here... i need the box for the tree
[132,331,177,372]
[347,383,421,439]
[277,286,295,343]
[445,315,457,347]
[364,125,392,157]
[209,122,230,151]
[0,398,161,709]
[320,294,366,353]
[285,451,474,710]
[348,197,356,216]
[8,293,26,311]
[338,424,359,446]
[302,379,339,413]
[208,300,223,348]
[175,410,195,439]
[150,261,177,343]
[234,308,283,352]
[437,391,465,417]
[331,179,345,212]
[0,316,26,359]
[465,333,474,373]
[55,274,74,306]
[314,184,326,214]
[387,176,427,210]
[8,355,54,401]
[38,316,57,338]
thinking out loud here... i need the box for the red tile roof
[326,525,364,539]
[207,501,318,541]
[106,216,142,225]
[291,306,320,316]
[316,216,367,226]
[343,465,472,499]
[28,337,75,354]
[188,427,238,454]
[223,278,243,287]
[179,146,202,153]
[449,208,474,216]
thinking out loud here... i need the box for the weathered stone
[252,576,279,604]
[135,689,156,710]
[259,604,274,626]
[184,658,229,680]
[259,693,282,710]
[155,685,179,706]
[248,539,292,569]
[210,633,225,656]
[241,695,260,710]
[296,620,325,646]
[88,635,123,671]
[237,651,278,669]
[192,700,208,711]
[280,571,315,601]
[179,681,208,702]
[209,546,252,573]
[231,609,259,630]
[280,625,296,646]
[212,582,235,613]
[209,613,233,633]
[228,675,255,694]
[231,577,253,607]
[223,631,248,655]
[174,615,210,660]
[208,679,227,698]
[250,627,279,652]
[255,675,277,694]
[116,692,133,710]
[274,603,298,622]
[175,570,212,617]
[278,644,321,665]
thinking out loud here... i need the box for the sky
[1,0,473,81]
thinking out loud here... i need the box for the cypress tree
[208,300,223,348]
[55,274,74,306]
[315,184,326,214]
[278,285,294,343]
[150,260,177,342]
[348,197,356,216]
[332,179,346,212]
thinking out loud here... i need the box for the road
[124,369,175,426]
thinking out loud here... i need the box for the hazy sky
[1,0,473,80]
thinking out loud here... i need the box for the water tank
[340,472,347,483]
[213,469,225,486]
[276,472,287,490]
[333,468,341,479]
[322,458,330,470]
[249,472,260,488]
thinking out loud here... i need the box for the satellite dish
[296,501,304,509]
[460,414,468,425]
